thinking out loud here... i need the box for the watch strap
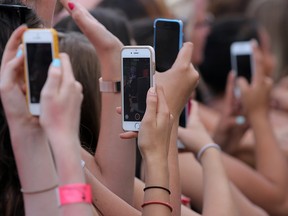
[99,77,121,93]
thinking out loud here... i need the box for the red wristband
[57,183,92,206]
[142,201,173,212]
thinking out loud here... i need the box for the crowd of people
[0,0,288,215]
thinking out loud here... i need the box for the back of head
[58,32,101,154]
[247,0,288,82]
[199,16,260,96]
[0,1,42,215]
[209,0,250,18]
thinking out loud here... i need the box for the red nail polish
[68,2,75,10]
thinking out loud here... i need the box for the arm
[40,54,93,216]
[236,42,288,215]
[178,101,239,216]
[138,86,174,216]
[0,26,59,216]
[155,42,200,216]
[60,0,136,204]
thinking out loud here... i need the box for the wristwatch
[99,77,121,93]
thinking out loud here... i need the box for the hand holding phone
[23,28,59,116]
[230,41,254,98]
[121,46,155,131]
[154,18,183,72]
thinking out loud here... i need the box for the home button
[134,123,140,130]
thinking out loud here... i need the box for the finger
[224,71,236,107]
[119,131,138,139]
[1,25,27,73]
[236,77,249,96]
[171,42,194,70]
[251,40,264,85]
[41,58,62,96]
[60,0,121,50]
[116,106,122,115]
[59,53,75,87]
[0,49,24,91]
[142,87,158,124]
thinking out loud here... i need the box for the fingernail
[68,2,75,10]
[52,59,61,67]
[16,49,23,58]
[149,87,156,95]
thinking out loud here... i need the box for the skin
[59,1,199,216]
[179,43,288,216]
[0,25,59,216]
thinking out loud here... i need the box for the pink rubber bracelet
[57,183,92,206]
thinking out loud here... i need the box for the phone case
[121,46,155,131]
[23,28,59,116]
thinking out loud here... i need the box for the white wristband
[196,143,221,162]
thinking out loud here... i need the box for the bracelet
[142,201,173,212]
[144,186,171,195]
[21,183,58,194]
[196,143,221,162]
[57,183,92,206]
[99,77,121,93]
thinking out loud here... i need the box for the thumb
[171,42,194,70]
[236,77,249,96]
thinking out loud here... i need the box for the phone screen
[155,20,181,72]
[26,43,53,103]
[236,54,252,83]
[123,57,151,122]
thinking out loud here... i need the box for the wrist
[196,143,221,163]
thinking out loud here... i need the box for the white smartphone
[121,46,155,131]
[230,41,254,97]
[23,29,59,116]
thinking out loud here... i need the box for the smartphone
[230,41,254,98]
[230,41,254,83]
[154,18,183,72]
[23,28,59,116]
[121,46,155,131]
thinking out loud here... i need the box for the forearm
[50,135,92,216]
[250,113,288,185]
[10,126,59,216]
[95,92,136,204]
[168,119,182,216]
[85,167,140,216]
[200,149,239,216]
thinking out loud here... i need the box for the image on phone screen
[154,19,182,72]
[26,43,53,103]
[236,54,252,83]
[123,57,151,122]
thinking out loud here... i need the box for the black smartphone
[154,18,183,72]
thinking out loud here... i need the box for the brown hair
[58,32,101,153]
